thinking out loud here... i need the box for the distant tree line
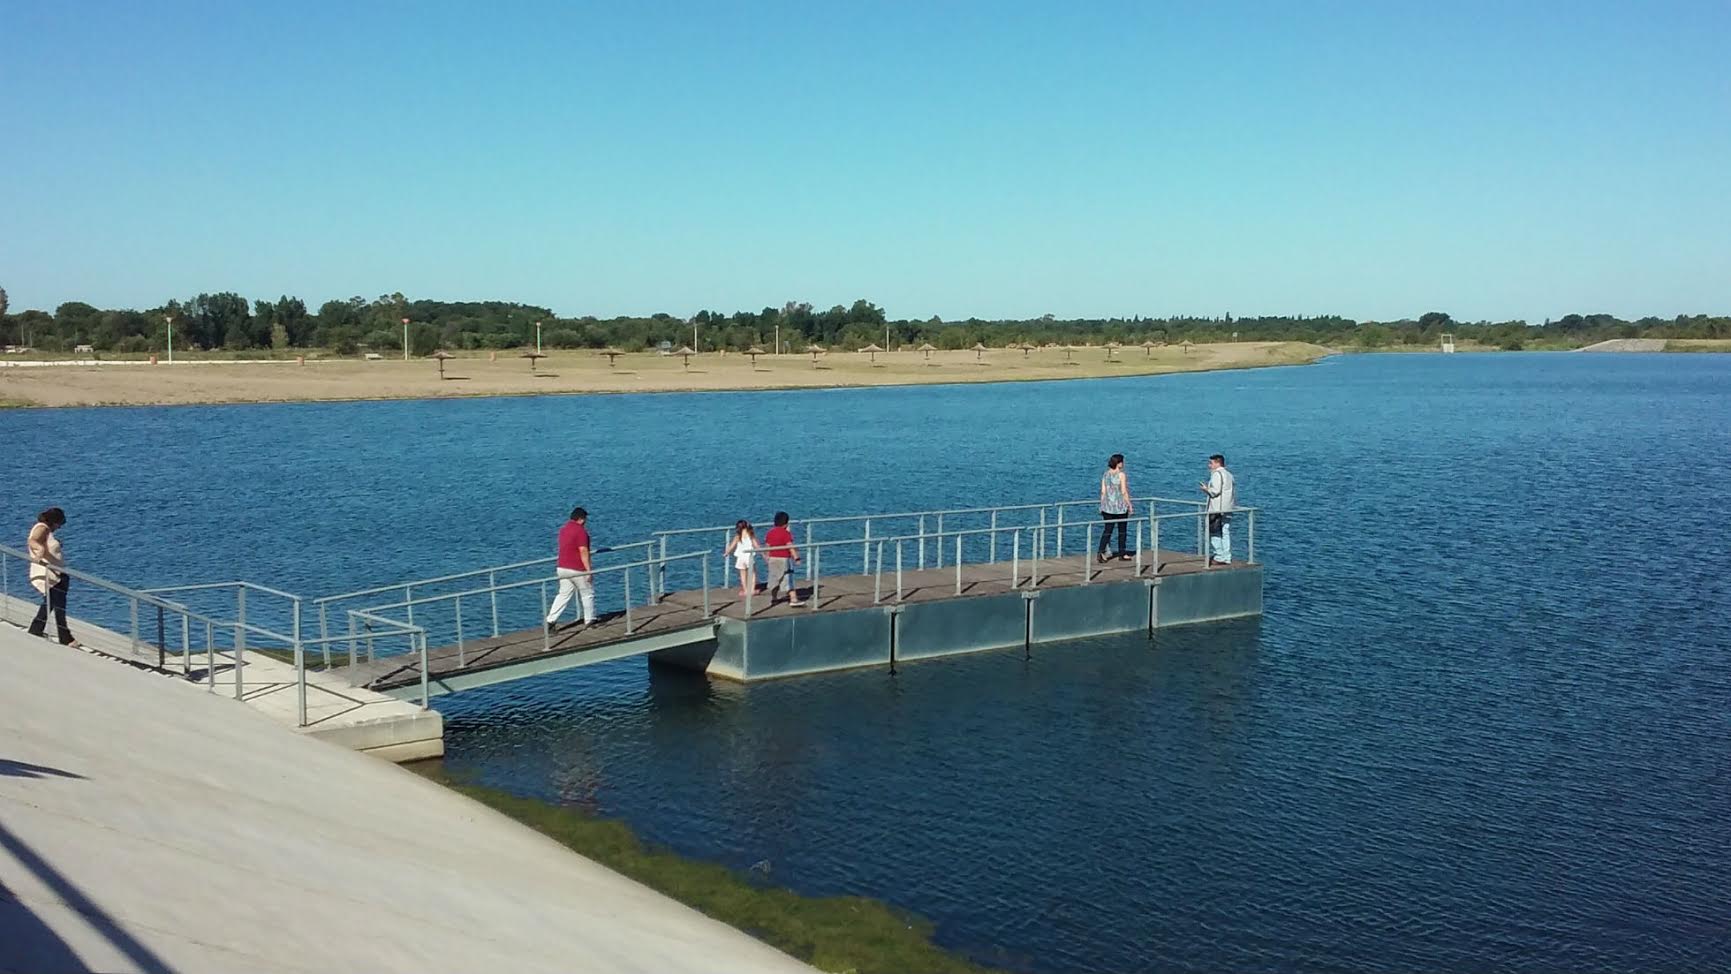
[1,289,1727,355]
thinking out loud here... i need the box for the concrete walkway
[0,625,817,974]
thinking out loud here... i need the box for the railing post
[658,535,668,600]
[293,597,306,728]
[234,588,247,701]
[418,631,430,710]
[1083,525,1093,583]
[874,541,884,604]
[181,613,191,675]
[454,596,466,667]
[809,546,820,610]
[626,568,635,632]
[805,522,814,580]
[1057,506,1065,557]
[540,581,551,652]
[1012,531,1020,589]
[918,515,926,570]
[702,558,712,618]
[405,584,414,626]
[1199,510,1208,561]
[1032,529,1042,589]
[1151,515,1161,576]
[318,602,330,654]
[346,614,358,683]
[896,541,904,602]
[129,596,140,659]
[936,514,945,568]
[989,509,998,563]
[1134,521,1143,576]
[954,535,962,595]
[863,519,871,576]
[1248,509,1256,563]
[205,619,216,690]
[155,604,166,670]
[489,569,500,637]
[364,621,374,664]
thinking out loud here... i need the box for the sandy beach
[0,341,1330,408]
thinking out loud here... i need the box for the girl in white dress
[724,519,759,597]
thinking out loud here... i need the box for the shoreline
[0,341,1331,409]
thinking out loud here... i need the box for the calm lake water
[5,353,1730,972]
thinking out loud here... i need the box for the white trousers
[1209,521,1232,564]
[547,568,595,624]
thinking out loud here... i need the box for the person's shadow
[0,759,84,780]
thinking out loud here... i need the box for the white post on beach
[536,320,543,355]
[401,317,410,362]
[165,313,175,364]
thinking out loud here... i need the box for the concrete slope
[0,626,815,974]
[1576,338,1665,352]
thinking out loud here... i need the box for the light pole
[692,321,698,353]
[401,317,409,361]
[535,320,543,356]
[775,324,780,356]
[165,313,175,364]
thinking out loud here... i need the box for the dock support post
[1149,577,1161,636]
[896,542,903,602]
[990,510,998,563]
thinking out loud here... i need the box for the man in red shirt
[545,506,595,630]
[763,511,803,607]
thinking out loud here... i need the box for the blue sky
[3,0,1727,322]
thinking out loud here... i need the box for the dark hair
[773,511,790,526]
[569,506,588,521]
[1107,454,1124,470]
[1210,454,1226,466]
[38,508,66,529]
[736,519,754,538]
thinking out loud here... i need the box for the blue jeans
[1208,517,1232,563]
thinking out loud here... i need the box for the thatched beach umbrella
[601,347,624,368]
[675,344,695,369]
[1019,341,1035,358]
[519,348,546,371]
[1063,344,1076,362]
[1181,339,1194,356]
[858,342,884,363]
[1141,339,1159,357]
[972,341,989,363]
[805,343,826,366]
[432,349,454,380]
[1105,341,1122,361]
[917,342,937,362]
[746,344,767,366]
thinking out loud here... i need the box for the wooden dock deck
[338,547,1240,695]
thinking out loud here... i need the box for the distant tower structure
[1440,333,1457,354]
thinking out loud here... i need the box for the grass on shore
[1664,339,1731,352]
[414,767,1003,974]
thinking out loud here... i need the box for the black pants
[28,577,75,645]
[1098,511,1129,556]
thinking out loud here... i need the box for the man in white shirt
[1198,454,1236,566]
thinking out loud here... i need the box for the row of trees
[2,288,1727,355]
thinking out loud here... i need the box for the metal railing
[341,548,714,672]
[649,494,1210,594]
[309,539,659,648]
[0,544,425,726]
[696,506,1257,611]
